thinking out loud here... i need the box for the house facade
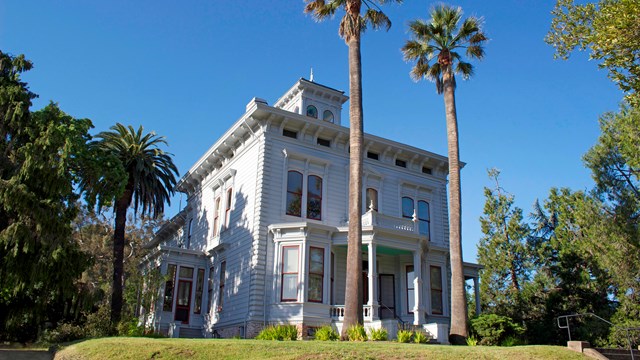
[140,78,481,343]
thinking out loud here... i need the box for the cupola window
[323,110,334,123]
[306,105,318,119]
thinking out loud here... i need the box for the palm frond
[455,61,474,80]
[466,45,485,60]
[363,9,391,31]
[304,0,338,21]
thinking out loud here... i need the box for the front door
[378,274,396,319]
[174,280,192,324]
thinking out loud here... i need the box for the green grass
[54,337,587,360]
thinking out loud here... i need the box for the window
[422,166,432,175]
[286,171,303,217]
[317,138,331,147]
[179,266,194,279]
[308,247,324,303]
[330,252,335,305]
[323,110,334,123]
[224,188,232,228]
[207,266,214,313]
[194,268,205,314]
[366,188,378,211]
[407,265,415,314]
[281,246,299,301]
[286,171,323,220]
[367,152,379,160]
[218,261,226,311]
[213,197,221,236]
[186,219,193,249]
[163,264,177,311]
[395,159,407,168]
[307,175,323,220]
[283,129,298,139]
[418,200,430,237]
[306,105,318,118]
[402,197,414,219]
[430,266,443,315]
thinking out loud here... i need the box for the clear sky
[1,1,622,262]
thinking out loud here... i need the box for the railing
[557,313,639,360]
[330,305,374,321]
[361,211,418,234]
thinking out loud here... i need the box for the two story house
[140,78,481,343]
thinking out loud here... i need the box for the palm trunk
[343,34,364,338]
[111,180,133,325]
[443,69,469,344]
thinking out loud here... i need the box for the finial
[310,67,314,82]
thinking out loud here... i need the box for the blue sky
[2,1,621,262]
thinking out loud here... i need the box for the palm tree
[94,123,179,324]
[304,0,400,337]
[401,4,486,344]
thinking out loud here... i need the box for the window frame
[406,265,415,314]
[163,264,177,312]
[217,261,226,312]
[213,196,221,236]
[322,110,334,123]
[418,200,430,238]
[307,175,323,220]
[306,105,318,118]
[308,247,324,303]
[224,188,232,229]
[402,196,414,219]
[186,219,193,249]
[366,188,378,212]
[207,266,214,314]
[194,268,205,314]
[286,170,303,217]
[430,265,443,315]
[280,245,300,302]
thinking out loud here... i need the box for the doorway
[174,280,192,324]
[378,274,395,319]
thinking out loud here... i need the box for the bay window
[430,265,443,315]
[281,246,299,301]
[308,247,324,302]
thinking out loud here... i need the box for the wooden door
[174,280,192,324]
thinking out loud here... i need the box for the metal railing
[557,313,639,360]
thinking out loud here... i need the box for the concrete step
[179,327,204,338]
[594,347,640,360]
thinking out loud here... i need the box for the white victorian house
[139,78,481,342]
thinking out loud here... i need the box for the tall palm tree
[94,123,179,324]
[304,0,400,337]
[402,4,486,344]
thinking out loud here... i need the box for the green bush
[466,335,479,346]
[116,318,144,337]
[40,323,85,344]
[470,314,524,346]
[256,325,298,341]
[414,331,430,344]
[314,326,339,341]
[84,304,114,338]
[369,327,388,341]
[347,324,367,341]
[397,330,413,343]
[500,335,524,347]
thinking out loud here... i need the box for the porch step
[179,327,204,338]
[594,348,640,360]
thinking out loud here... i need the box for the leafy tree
[477,169,531,321]
[92,124,178,325]
[401,4,487,344]
[546,0,640,105]
[0,51,105,341]
[304,0,400,336]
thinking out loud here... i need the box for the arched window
[186,219,193,249]
[306,105,318,118]
[418,200,430,238]
[366,188,378,212]
[286,171,303,217]
[307,175,323,220]
[323,110,334,123]
[402,197,414,219]
[213,197,221,236]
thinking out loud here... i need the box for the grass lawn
[54,337,587,360]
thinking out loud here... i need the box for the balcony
[361,210,419,235]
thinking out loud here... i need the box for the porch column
[413,250,424,325]
[368,242,379,319]
[474,277,481,315]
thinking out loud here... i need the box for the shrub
[116,318,144,337]
[41,323,85,344]
[314,326,339,341]
[466,335,479,346]
[397,330,413,343]
[256,325,298,341]
[500,335,524,347]
[83,304,114,338]
[470,314,524,346]
[369,327,388,341]
[347,324,367,341]
[414,331,430,344]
